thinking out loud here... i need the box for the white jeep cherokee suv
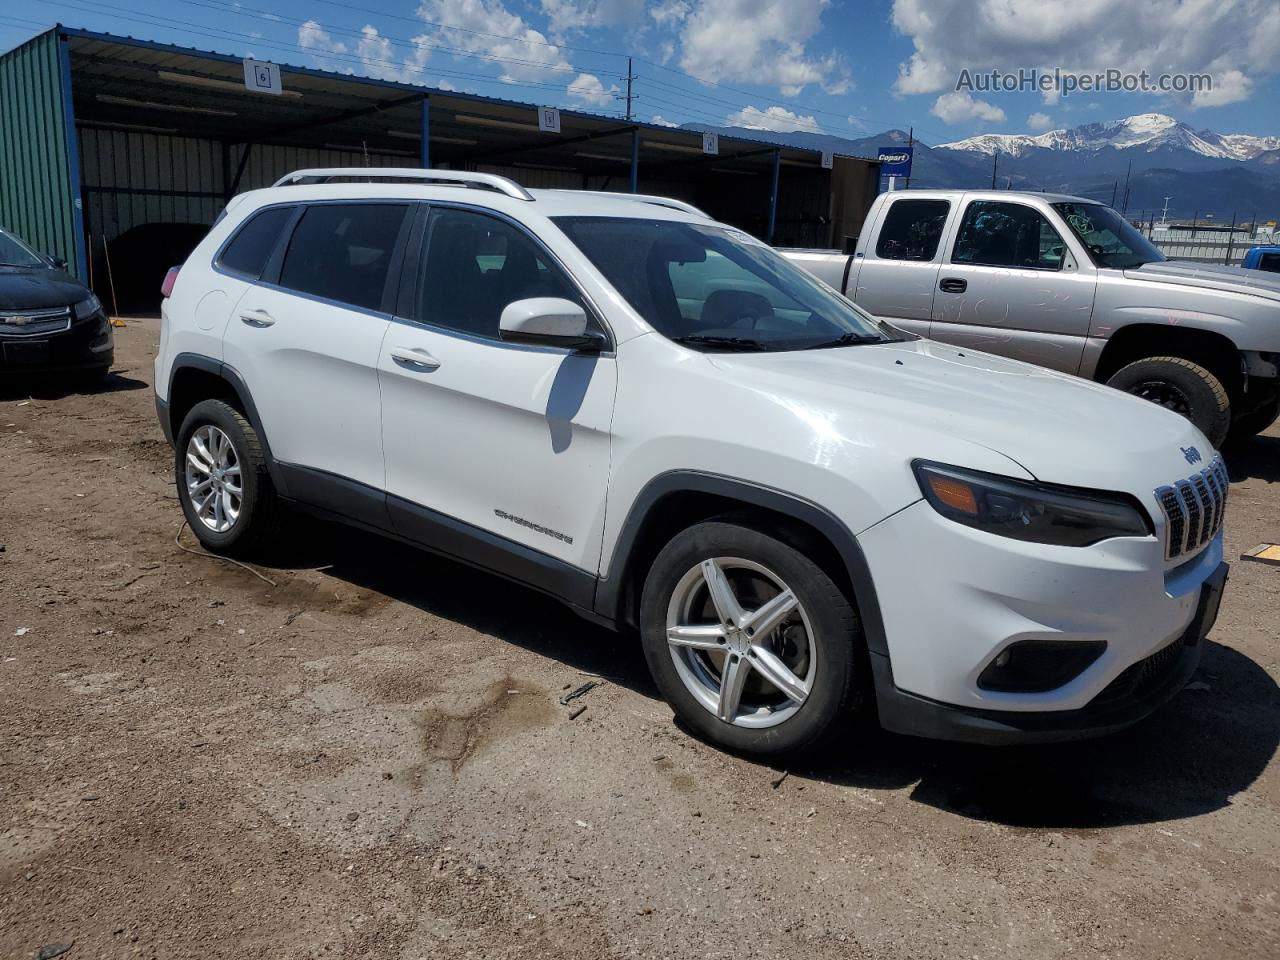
[155,168,1229,756]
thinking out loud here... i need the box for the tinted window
[953,201,1065,270]
[554,216,899,352]
[279,204,409,311]
[218,206,293,278]
[875,199,949,261]
[418,207,583,339]
[1256,252,1280,273]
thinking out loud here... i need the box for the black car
[0,227,113,381]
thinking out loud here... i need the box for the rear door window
[278,203,410,312]
[875,199,950,261]
[1258,252,1280,273]
[218,206,294,278]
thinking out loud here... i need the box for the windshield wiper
[801,332,885,350]
[671,334,770,351]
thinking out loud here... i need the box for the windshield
[1050,202,1164,270]
[0,229,47,268]
[552,216,904,352]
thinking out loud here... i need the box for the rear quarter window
[217,206,294,279]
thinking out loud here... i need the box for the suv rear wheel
[1106,356,1231,448]
[175,399,280,555]
[639,520,866,757]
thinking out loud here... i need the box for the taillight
[161,266,181,298]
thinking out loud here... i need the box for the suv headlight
[912,461,1152,547]
[73,294,102,320]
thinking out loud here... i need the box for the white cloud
[678,0,850,96]
[540,0,647,34]
[891,0,1280,108]
[567,72,619,106]
[930,91,1006,125]
[299,20,346,57]
[1192,68,1253,108]
[650,0,690,26]
[415,0,573,83]
[726,104,822,133]
[650,114,680,127]
[1026,111,1053,131]
[298,21,431,84]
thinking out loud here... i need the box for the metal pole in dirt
[1225,212,1237,265]
[102,233,121,324]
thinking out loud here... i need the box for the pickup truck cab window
[555,215,897,352]
[1051,201,1165,269]
[952,200,1066,271]
[874,198,950,261]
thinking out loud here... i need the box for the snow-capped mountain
[939,113,1280,162]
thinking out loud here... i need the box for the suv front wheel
[175,399,280,555]
[640,520,866,757]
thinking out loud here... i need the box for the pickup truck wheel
[639,521,865,758]
[1106,357,1231,448]
[175,399,280,556]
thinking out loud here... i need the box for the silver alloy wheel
[665,557,816,729]
[184,424,243,533]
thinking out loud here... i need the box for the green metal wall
[0,29,83,276]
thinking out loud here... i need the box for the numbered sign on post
[242,58,282,96]
[702,131,719,155]
[538,107,561,133]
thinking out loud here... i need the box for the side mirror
[499,297,603,352]
[47,255,68,270]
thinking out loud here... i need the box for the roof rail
[272,168,534,201]
[565,190,711,218]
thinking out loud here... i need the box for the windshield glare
[0,229,47,268]
[553,216,902,352]
[1051,202,1164,270]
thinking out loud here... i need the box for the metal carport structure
[0,25,880,298]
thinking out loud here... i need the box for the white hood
[709,338,1212,494]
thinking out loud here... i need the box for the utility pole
[1159,196,1171,226]
[623,57,636,121]
[1110,180,1118,207]
[991,149,998,188]
[1120,159,1132,213]
[1225,211,1238,265]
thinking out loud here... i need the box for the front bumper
[859,494,1229,744]
[871,560,1227,743]
[0,310,113,375]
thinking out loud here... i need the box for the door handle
[239,309,275,328]
[390,348,441,371]
[939,278,967,294]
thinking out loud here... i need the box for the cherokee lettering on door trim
[494,508,574,545]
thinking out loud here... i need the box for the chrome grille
[0,307,72,338]
[1156,458,1228,560]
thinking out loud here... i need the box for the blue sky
[3,0,1278,145]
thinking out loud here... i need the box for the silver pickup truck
[783,190,1280,446]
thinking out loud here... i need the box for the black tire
[639,520,866,758]
[1106,356,1231,448]
[175,399,280,556]
[1229,396,1280,441]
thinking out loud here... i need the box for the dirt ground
[1,317,1278,960]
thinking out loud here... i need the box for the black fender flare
[167,352,289,496]
[592,470,888,657]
